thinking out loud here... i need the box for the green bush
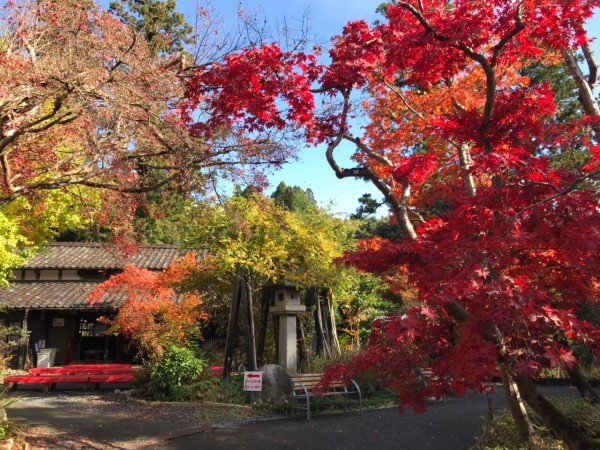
[134,345,207,401]
[186,373,246,404]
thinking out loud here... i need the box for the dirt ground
[6,391,254,449]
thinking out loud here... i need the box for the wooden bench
[4,364,140,392]
[289,373,362,420]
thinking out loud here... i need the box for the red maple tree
[185,1,600,447]
[88,254,207,359]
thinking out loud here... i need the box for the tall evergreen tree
[109,0,194,55]
[270,182,317,213]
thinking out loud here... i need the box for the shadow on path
[7,385,582,450]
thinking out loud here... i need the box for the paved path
[7,385,581,450]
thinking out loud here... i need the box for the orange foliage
[89,254,208,358]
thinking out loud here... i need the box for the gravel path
[6,391,254,449]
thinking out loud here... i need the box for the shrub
[0,322,27,373]
[135,345,207,401]
[186,373,246,404]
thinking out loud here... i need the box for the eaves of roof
[0,281,124,310]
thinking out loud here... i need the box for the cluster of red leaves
[88,254,208,358]
[184,45,320,143]
[320,21,383,91]
[338,155,600,410]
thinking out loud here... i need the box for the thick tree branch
[400,2,524,153]
[562,49,600,138]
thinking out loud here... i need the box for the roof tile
[21,242,183,270]
[0,281,124,310]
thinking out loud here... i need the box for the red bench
[3,375,92,392]
[4,364,140,392]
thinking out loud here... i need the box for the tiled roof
[21,242,183,270]
[0,281,124,310]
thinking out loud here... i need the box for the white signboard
[243,371,263,391]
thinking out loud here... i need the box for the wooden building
[0,242,181,368]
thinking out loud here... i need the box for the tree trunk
[297,315,308,369]
[567,364,600,405]
[500,367,534,441]
[328,292,341,356]
[223,268,242,380]
[514,376,596,450]
[314,293,331,358]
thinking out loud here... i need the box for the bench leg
[350,379,363,415]
[291,395,295,418]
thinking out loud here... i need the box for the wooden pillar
[242,275,257,371]
[256,287,272,368]
[223,268,243,380]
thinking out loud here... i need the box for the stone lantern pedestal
[270,285,305,371]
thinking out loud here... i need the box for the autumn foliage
[185,0,600,446]
[88,254,207,358]
[0,0,296,270]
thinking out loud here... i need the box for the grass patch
[472,397,600,450]
[539,364,600,381]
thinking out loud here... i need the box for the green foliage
[270,182,317,214]
[192,192,353,288]
[0,212,28,287]
[351,216,404,241]
[135,345,207,401]
[187,372,247,404]
[472,398,600,450]
[0,388,20,442]
[520,61,581,123]
[133,194,202,246]
[0,188,93,285]
[350,193,384,220]
[109,0,194,55]
[577,303,600,327]
[297,346,359,374]
[0,322,27,372]
[539,363,600,381]
[334,269,399,348]
[180,190,394,352]
[0,419,17,441]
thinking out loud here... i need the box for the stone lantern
[270,284,305,371]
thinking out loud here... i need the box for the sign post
[243,371,263,391]
[243,371,263,404]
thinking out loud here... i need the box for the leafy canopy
[183,3,600,442]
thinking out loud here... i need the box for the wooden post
[223,268,242,380]
[256,287,271,368]
[242,273,257,371]
[18,309,30,370]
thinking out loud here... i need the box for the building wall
[39,270,59,281]
[62,270,79,280]
[11,269,89,282]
